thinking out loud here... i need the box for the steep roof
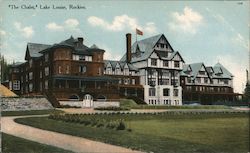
[25,43,51,59]
[181,62,233,79]
[120,34,174,62]
[104,60,138,71]
[212,63,233,79]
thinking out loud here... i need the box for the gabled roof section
[120,34,175,63]
[25,43,51,60]
[104,60,138,71]
[181,63,209,79]
[212,63,233,79]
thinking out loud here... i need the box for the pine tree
[243,83,250,102]
[0,53,11,83]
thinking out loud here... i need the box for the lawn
[120,99,232,110]
[1,133,73,153]
[1,109,64,116]
[15,113,249,153]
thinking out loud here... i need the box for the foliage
[0,53,11,82]
[243,83,250,102]
[94,106,130,111]
[2,133,73,153]
[1,109,64,116]
[48,113,127,130]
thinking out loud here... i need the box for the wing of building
[180,62,240,104]
[120,33,185,105]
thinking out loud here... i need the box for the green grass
[120,99,232,110]
[15,113,249,153]
[120,99,138,108]
[2,133,74,153]
[1,109,64,116]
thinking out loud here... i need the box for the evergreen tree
[0,53,11,83]
[243,83,250,102]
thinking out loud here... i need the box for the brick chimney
[126,33,132,63]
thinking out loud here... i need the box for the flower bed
[49,114,126,130]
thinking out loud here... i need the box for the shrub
[116,120,126,130]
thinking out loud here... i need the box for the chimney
[126,33,132,63]
[77,37,84,45]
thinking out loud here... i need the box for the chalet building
[8,33,240,106]
[180,62,240,104]
[120,34,185,105]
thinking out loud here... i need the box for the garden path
[2,115,143,153]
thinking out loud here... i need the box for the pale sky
[0,0,249,93]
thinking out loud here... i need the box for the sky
[0,0,249,93]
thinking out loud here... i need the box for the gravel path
[1,115,143,153]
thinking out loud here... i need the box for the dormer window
[174,61,180,68]
[199,71,205,75]
[160,44,164,48]
[124,68,129,75]
[163,60,168,67]
[151,59,157,66]
[45,53,49,62]
[115,67,120,75]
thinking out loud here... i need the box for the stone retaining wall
[1,97,53,111]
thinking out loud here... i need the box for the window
[163,88,170,96]
[151,59,157,66]
[66,65,70,74]
[174,89,178,96]
[204,78,208,84]
[45,67,49,76]
[224,79,228,84]
[161,79,169,85]
[174,61,180,68]
[187,77,192,83]
[115,67,120,75]
[29,83,33,92]
[21,76,23,83]
[163,60,169,67]
[45,80,48,89]
[58,66,62,74]
[40,82,43,91]
[162,70,170,77]
[199,71,205,75]
[29,59,33,67]
[98,67,102,75]
[29,72,33,80]
[148,78,156,86]
[118,78,122,84]
[79,55,85,61]
[86,56,92,61]
[149,88,156,96]
[13,80,20,90]
[106,67,112,75]
[160,44,164,48]
[45,53,49,62]
[26,74,28,82]
[79,65,86,73]
[124,78,130,85]
[196,78,201,83]
[124,68,129,75]
[132,79,136,85]
[13,68,19,73]
[40,71,43,78]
